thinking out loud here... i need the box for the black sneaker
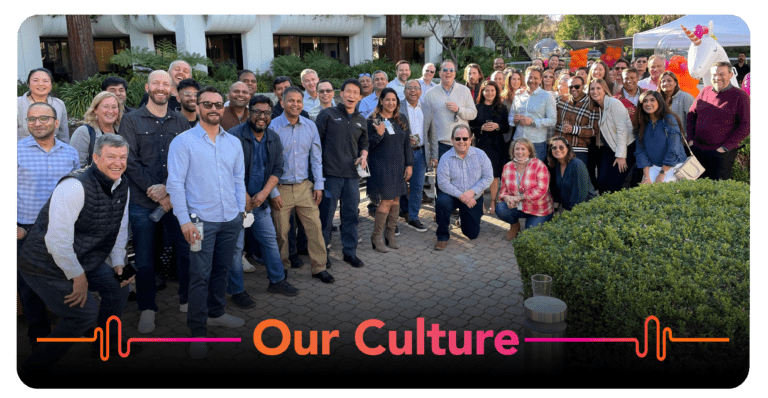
[395,225,400,236]
[407,219,428,232]
[268,279,299,296]
[230,291,256,309]
[289,254,304,268]
[245,254,265,267]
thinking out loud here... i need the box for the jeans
[400,148,427,220]
[435,143,453,196]
[319,176,360,257]
[188,214,242,337]
[129,203,190,311]
[596,143,635,194]
[20,262,129,370]
[435,192,483,241]
[228,206,285,295]
[495,202,553,230]
[691,146,740,181]
[17,228,51,346]
[533,141,548,163]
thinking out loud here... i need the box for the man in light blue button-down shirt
[167,87,246,358]
[268,87,333,284]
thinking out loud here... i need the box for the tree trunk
[66,15,99,82]
[599,15,625,39]
[385,15,403,62]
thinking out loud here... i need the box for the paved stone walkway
[17,191,527,386]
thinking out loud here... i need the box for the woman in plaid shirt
[495,138,554,240]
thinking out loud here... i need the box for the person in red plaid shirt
[495,138,554,240]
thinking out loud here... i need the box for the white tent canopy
[633,15,750,49]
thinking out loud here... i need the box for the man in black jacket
[228,96,299,299]
[315,78,368,268]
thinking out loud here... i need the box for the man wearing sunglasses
[554,76,599,166]
[434,125,493,251]
[308,80,336,121]
[422,59,478,172]
[120,70,194,335]
[358,73,374,97]
[167,86,247,359]
[417,63,437,96]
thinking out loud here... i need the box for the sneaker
[245,254,265,267]
[179,303,188,313]
[399,211,409,221]
[268,279,299,296]
[407,219,428,232]
[230,292,255,309]
[395,225,400,236]
[242,257,256,273]
[138,310,156,334]
[190,342,207,359]
[207,313,245,328]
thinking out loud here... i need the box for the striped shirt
[437,147,493,200]
[17,136,79,224]
[268,114,324,191]
[555,94,599,152]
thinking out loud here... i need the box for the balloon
[666,55,699,98]
[742,73,750,96]
[569,49,588,72]
[601,46,622,68]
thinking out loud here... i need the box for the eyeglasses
[551,145,567,150]
[180,91,198,98]
[568,85,582,90]
[405,86,421,91]
[454,136,470,142]
[198,101,224,110]
[358,73,371,78]
[26,116,55,124]
[250,110,271,117]
[317,89,334,94]
[442,68,455,73]
[424,69,435,74]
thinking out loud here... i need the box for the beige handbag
[673,133,705,181]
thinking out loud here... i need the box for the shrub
[512,179,749,375]
[109,39,212,73]
[731,136,750,184]
[56,75,108,119]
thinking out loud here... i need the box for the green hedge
[513,179,749,374]
[731,136,750,184]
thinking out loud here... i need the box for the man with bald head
[120,69,194,335]
[222,81,250,130]
[138,60,192,111]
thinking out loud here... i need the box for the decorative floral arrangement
[693,24,709,39]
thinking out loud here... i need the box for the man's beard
[248,119,265,134]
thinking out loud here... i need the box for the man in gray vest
[18,134,134,372]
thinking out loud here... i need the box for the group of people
[16,49,749,366]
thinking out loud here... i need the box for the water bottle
[149,206,166,222]
[190,213,203,252]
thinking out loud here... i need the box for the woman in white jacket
[588,79,635,193]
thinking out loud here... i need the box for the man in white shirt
[638,55,664,91]
[387,60,411,100]
[18,134,135,371]
[417,63,438,96]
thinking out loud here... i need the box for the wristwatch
[658,169,666,174]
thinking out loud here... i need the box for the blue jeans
[400,148,427,220]
[228,206,285,295]
[435,192,483,241]
[129,203,190,311]
[319,176,360,257]
[533,142,548,163]
[188,214,241,337]
[435,143,453,196]
[17,230,51,345]
[20,262,129,369]
[495,202,553,230]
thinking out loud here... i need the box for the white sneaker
[179,303,188,313]
[242,256,256,273]
[138,310,156,334]
[190,342,207,359]
[207,313,245,328]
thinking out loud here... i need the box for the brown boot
[385,205,400,249]
[505,222,521,240]
[371,212,388,253]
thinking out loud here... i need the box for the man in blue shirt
[167,87,247,359]
[17,102,79,352]
[268,87,334,284]
[359,70,388,118]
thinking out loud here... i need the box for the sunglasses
[454,136,470,142]
[317,89,334,94]
[198,101,224,110]
[359,73,371,78]
[551,145,567,150]
[569,85,582,90]
[442,68,455,73]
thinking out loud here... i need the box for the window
[273,35,349,64]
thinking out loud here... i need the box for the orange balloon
[569,49,589,72]
[665,55,699,98]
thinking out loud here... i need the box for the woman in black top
[367,87,414,252]
[469,80,510,214]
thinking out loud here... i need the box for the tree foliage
[555,15,684,46]
[109,39,212,73]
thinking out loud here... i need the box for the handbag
[356,163,370,178]
[673,131,705,181]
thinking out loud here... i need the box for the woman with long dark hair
[367,87,414,252]
[658,71,694,134]
[547,136,596,211]
[470,81,509,214]
[588,79,635,193]
[634,90,687,184]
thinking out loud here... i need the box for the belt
[278,179,306,186]
[412,145,424,151]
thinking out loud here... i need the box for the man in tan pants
[267,87,334,283]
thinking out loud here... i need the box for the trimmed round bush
[513,179,749,375]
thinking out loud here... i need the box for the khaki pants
[270,180,327,274]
